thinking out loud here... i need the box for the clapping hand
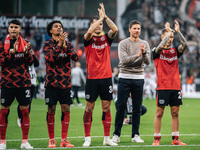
[174,20,180,32]
[98,3,106,19]
[58,30,68,47]
[24,42,31,54]
[11,40,18,54]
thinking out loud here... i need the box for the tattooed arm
[84,3,105,41]
[155,22,174,54]
[174,20,187,53]
[155,32,172,54]
[101,3,118,39]
[105,17,118,39]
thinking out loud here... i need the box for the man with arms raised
[152,20,187,146]
[83,3,118,147]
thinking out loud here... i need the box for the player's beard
[132,32,140,38]
[10,33,19,39]
[95,31,101,35]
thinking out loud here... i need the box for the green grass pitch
[4,98,200,149]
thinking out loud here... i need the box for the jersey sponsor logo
[92,42,107,49]
[170,49,175,53]
[15,53,25,58]
[1,98,5,104]
[159,99,165,104]
[160,54,177,61]
[58,53,68,57]
[85,94,90,100]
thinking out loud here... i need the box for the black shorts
[156,90,182,106]
[85,78,113,101]
[1,87,31,107]
[45,87,73,105]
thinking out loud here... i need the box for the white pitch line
[5,144,200,150]
[6,134,200,142]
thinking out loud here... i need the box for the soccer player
[43,20,79,148]
[83,3,118,147]
[112,20,150,143]
[152,20,187,146]
[0,19,34,149]
[17,50,39,127]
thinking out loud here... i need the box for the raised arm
[84,4,105,41]
[100,3,118,39]
[155,22,174,54]
[174,20,187,53]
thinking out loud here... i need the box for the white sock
[154,133,161,137]
[172,131,179,136]
[104,136,110,140]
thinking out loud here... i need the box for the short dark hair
[46,20,63,37]
[90,16,99,24]
[129,20,141,29]
[9,19,21,26]
[161,28,168,36]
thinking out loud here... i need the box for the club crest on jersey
[5,40,10,44]
[170,49,175,53]
[101,37,105,41]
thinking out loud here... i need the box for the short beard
[95,31,101,35]
[132,35,138,39]
[11,34,18,39]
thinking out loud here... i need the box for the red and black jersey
[84,34,113,79]
[43,38,79,89]
[153,47,183,90]
[0,38,33,88]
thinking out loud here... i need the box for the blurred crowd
[139,0,200,92]
[0,0,200,97]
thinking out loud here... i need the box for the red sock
[83,111,92,137]
[154,136,161,140]
[21,108,30,143]
[0,109,9,143]
[61,111,70,140]
[102,111,111,136]
[47,112,55,139]
[172,136,179,140]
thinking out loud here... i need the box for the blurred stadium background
[0,0,200,98]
